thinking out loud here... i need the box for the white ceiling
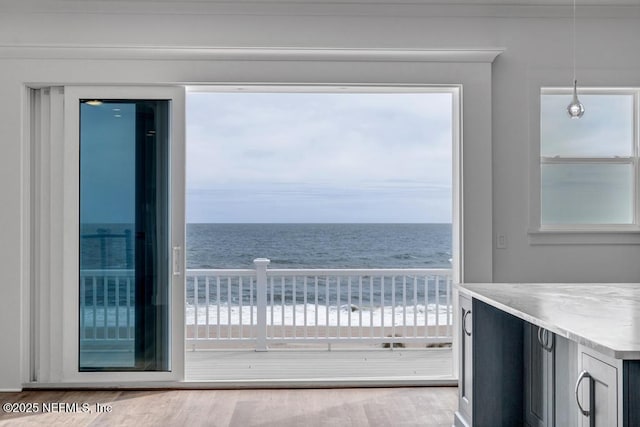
[1,0,639,17]
[96,0,638,4]
[96,0,636,4]
[2,0,639,5]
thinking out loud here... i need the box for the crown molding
[0,45,504,62]
[1,1,638,19]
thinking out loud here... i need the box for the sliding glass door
[64,87,184,378]
[79,99,171,370]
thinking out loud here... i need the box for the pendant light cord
[572,0,576,83]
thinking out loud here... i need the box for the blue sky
[186,91,453,224]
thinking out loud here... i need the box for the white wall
[0,1,639,390]
[491,14,640,282]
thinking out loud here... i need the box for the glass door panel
[79,99,171,371]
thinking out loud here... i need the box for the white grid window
[540,89,639,229]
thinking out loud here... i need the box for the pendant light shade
[567,79,585,118]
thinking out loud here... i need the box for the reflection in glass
[541,94,634,157]
[541,163,633,225]
[79,99,170,371]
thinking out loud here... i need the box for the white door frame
[184,84,462,380]
[21,48,497,388]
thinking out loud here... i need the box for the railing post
[254,258,270,352]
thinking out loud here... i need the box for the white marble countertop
[458,283,640,360]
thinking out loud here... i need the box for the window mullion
[541,156,633,165]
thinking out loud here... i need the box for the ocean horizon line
[186,222,452,225]
[80,222,453,226]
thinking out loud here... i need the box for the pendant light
[567,0,585,118]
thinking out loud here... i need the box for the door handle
[575,370,591,417]
[462,309,472,336]
[172,246,182,275]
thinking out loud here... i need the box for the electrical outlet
[496,233,507,249]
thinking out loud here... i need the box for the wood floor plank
[1,387,457,427]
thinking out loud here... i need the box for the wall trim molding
[0,45,504,63]
[1,1,639,19]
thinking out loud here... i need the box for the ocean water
[80,223,453,327]
[187,223,451,269]
[184,223,453,327]
[79,223,452,269]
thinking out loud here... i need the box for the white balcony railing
[80,259,453,351]
[80,269,135,342]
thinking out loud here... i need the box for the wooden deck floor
[0,387,458,426]
[185,348,453,385]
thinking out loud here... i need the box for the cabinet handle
[537,327,554,352]
[537,326,544,346]
[546,331,554,352]
[462,309,472,336]
[575,370,591,417]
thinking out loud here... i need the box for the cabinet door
[578,351,618,427]
[458,293,473,424]
[554,335,579,427]
[525,324,555,427]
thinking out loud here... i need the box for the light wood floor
[0,387,458,426]
[185,348,453,384]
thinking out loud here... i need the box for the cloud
[186,92,453,223]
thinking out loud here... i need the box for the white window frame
[530,87,640,245]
